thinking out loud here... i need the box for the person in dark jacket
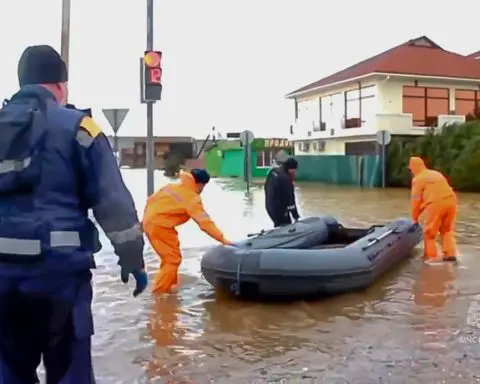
[264,157,300,227]
[0,45,147,383]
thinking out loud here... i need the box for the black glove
[116,237,147,297]
[121,269,148,297]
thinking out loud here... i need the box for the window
[136,143,145,155]
[331,93,344,128]
[256,149,278,167]
[345,89,360,124]
[310,97,321,131]
[360,96,376,124]
[297,101,308,121]
[455,89,480,116]
[403,97,425,126]
[321,96,332,130]
[402,86,449,127]
[297,99,318,129]
[345,141,377,155]
[315,97,326,131]
[344,85,376,128]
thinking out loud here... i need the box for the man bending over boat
[264,157,300,227]
[143,169,233,294]
[408,156,458,262]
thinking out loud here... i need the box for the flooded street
[91,170,480,383]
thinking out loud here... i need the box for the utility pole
[146,0,155,195]
[60,0,71,102]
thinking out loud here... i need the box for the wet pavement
[90,170,480,383]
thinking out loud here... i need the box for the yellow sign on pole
[264,138,293,148]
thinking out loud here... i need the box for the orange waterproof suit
[409,157,458,260]
[143,171,229,293]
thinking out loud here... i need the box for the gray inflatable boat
[201,216,422,300]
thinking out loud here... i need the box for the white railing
[292,113,467,140]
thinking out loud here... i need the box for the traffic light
[143,50,162,101]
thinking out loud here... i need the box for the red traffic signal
[143,51,163,101]
[144,51,161,67]
[143,51,162,86]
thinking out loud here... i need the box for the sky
[1,0,479,139]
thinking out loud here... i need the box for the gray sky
[1,0,478,138]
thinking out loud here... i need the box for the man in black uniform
[264,157,300,227]
[0,45,147,383]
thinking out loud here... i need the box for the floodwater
[90,170,480,383]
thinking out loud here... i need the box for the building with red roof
[466,51,480,60]
[286,36,480,156]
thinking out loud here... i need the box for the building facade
[107,136,196,168]
[287,36,480,156]
[205,138,293,178]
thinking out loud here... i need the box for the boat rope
[233,252,247,296]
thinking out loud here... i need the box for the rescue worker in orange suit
[409,156,458,262]
[143,169,233,294]
[0,45,147,383]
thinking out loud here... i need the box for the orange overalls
[142,171,229,294]
[409,157,458,260]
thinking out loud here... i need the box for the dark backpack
[0,94,48,195]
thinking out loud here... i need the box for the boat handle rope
[362,229,394,251]
[232,251,247,296]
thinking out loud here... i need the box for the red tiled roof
[466,50,480,59]
[287,36,480,97]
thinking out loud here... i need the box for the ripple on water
[87,171,480,383]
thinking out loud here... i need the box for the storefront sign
[264,139,293,148]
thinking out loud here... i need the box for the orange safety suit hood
[179,170,198,192]
[408,156,427,175]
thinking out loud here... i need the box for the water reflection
[90,171,480,382]
[413,262,456,308]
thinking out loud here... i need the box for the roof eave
[375,72,480,83]
[285,73,378,99]
[286,71,480,100]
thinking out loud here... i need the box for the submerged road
[80,170,480,383]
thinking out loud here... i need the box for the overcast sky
[1,0,478,138]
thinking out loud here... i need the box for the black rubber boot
[443,256,457,262]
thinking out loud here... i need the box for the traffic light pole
[146,0,155,196]
[60,0,71,103]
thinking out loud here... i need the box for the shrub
[163,152,184,177]
[387,121,480,191]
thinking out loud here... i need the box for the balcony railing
[292,113,466,140]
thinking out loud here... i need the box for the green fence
[219,149,244,177]
[296,155,381,187]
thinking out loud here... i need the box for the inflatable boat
[201,216,422,300]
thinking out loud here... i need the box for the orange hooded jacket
[143,170,228,244]
[408,157,455,221]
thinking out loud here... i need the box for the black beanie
[191,168,210,184]
[283,157,298,170]
[18,45,68,86]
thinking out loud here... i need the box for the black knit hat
[191,168,211,184]
[18,45,68,86]
[283,157,298,170]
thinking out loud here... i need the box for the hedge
[387,121,480,192]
